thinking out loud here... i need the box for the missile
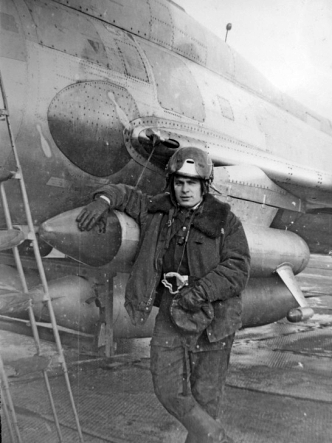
[39,207,139,268]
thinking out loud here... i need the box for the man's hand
[76,198,109,232]
[176,286,206,312]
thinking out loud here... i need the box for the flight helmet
[166,147,214,183]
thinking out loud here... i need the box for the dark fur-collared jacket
[94,183,251,342]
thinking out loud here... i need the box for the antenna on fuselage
[225,23,232,42]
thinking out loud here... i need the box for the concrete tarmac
[1,254,332,443]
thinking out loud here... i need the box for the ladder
[0,71,84,442]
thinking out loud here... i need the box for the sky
[175,0,332,120]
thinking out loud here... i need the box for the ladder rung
[0,229,25,251]
[0,69,85,442]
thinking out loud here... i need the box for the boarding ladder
[0,71,84,442]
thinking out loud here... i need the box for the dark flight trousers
[150,295,235,440]
[150,336,234,419]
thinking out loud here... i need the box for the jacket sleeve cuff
[96,194,111,206]
[188,276,199,287]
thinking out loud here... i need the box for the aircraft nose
[47,81,136,177]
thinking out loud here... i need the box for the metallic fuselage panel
[1,0,332,227]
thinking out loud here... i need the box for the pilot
[77,147,250,443]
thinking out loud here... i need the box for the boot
[180,404,232,443]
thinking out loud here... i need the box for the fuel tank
[241,275,298,327]
[244,224,310,277]
[0,275,99,334]
[39,207,310,277]
[110,273,301,337]
[31,276,99,333]
[39,207,139,269]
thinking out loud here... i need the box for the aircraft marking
[36,124,52,158]
[46,177,72,188]
[107,90,131,131]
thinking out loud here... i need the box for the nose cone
[39,207,122,267]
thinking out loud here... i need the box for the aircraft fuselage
[0,0,331,337]
[1,0,332,227]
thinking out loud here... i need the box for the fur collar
[148,193,230,238]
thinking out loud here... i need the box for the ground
[1,254,332,443]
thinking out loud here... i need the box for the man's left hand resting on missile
[76,196,110,232]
